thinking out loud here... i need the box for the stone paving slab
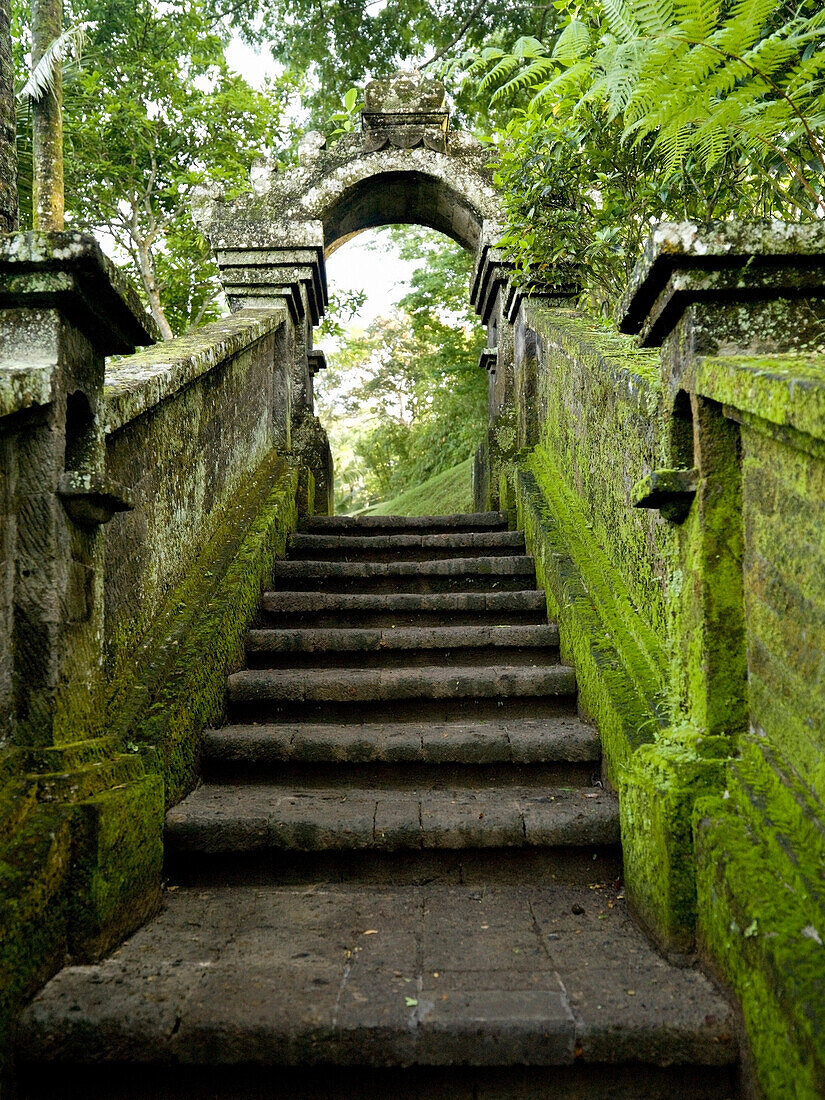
[202,717,600,766]
[227,664,577,704]
[18,882,737,1070]
[165,784,620,853]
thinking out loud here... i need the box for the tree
[0,0,16,231]
[467,0,825,313]
[218,0,565,130]
[12,0,290,335]
[30,0,62,229]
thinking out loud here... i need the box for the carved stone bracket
[479,347,498,375]
[58,471,134,528]
[632,467,699,523]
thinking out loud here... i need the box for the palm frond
[19,23,90,102]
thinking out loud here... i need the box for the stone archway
[193,70,505,291]
[192,71,527,514]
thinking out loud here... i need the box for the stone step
[200,761,599,791]
[288,530,525,562]
[256,589,548,628]
[244,624,560,669]
[17,1063,738,1100]
[202,715,599,766]
[165,782,620,854]
[271,556,536,594]
[302,511,509,534]
[17,881,737,1098]
[227,664,576,708]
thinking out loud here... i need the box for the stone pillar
[620,222,825,737]
[0,232,156,747]
[471,233,578,513]
[193,202,334,514]
[0,231,164,957]
[469,236,516,512]
[615,220,825,951]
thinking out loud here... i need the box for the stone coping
[617,220,825,340]
[0,230,159,348]
[695,353,825,444]
[104,307,286,433]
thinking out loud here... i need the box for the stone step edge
[289,531,525,551]
[302,511,508,530]
[272,556,535,578]
[246,624,560,654]
[260,590,547,612]
[165,784,620,853]
[202,717,601,764]
[227,664,577,704]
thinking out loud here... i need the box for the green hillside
[366,457,474,517]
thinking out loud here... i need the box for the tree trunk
[136,237,174,340]
[31,0,63,230]
[0,0,17,231]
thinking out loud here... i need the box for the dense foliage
[463,0,825,314]
[217,0,563,129]
[13,0,288,335]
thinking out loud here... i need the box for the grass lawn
[366,457,474,516]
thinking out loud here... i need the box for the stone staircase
[17,513,739,1099]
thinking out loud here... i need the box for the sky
[327,233,424,328]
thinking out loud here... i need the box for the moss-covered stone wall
[0,304,304,1087]
[511,291,825,1094]
[513,305,672,762]
[521,305,672,649]
[103,310,287,682]
[691,354,825,1097]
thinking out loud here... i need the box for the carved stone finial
[298,131,327,167]
[250,156,279,196]
[361,69,450,153]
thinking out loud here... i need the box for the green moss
[367,457,474,517]
[695,354,825,446]
[696,784,825,1097]
[522,304,674,648]
[70,773,164,960]
[516,457,666,778]
[0,803,73,1080]
[107,450,299,804]
[619,729,728,951]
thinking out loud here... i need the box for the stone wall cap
[104,307,286,433]
[0,230,160,352]
[618,220,825,341]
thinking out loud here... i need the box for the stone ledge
[694,353,825,448]
[617,220,825,348]
[103,307,286,433]
[0,231,158,351]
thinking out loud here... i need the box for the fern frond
[512,36,546,59]
[601,0,644,43]
[478,55,520,95]
[491,56,555,104]
[552,20,592,62]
